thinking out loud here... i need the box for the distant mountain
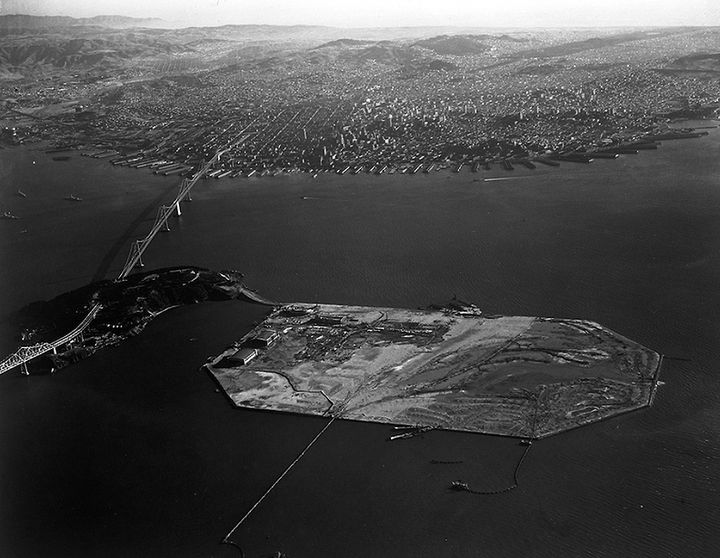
[413,34,492,56]
[82,15,164,28]
[510,30,685,60]
[670,52,720,71]
[656,52,720,77]
[243,37,457,77]
[314,38,377,49]
[0,14,163,33]
[352,42,417,64]
[0,34,190,69]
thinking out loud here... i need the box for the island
[6,268,662,438]
[9,266,250,371]
[206,302,661,438]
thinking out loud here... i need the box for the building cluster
[2,28,720,176]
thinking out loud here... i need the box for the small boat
[388,425,434,441]
[16,189,27,198]
[388,431,416,441]
[2,211,20,220]
[64,194,82,202]
[450,480,470,491]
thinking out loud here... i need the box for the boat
[388,431,416,441]
[16,189,27,198]
[64,194,83,202]
[450,480,470,491]
[387,425,434,441]
[2,211,20,220]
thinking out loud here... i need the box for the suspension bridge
[0,136,245,376]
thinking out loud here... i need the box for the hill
[0,14,163,33]
[413,34,491,56]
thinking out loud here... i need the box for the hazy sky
[2,0,719,28]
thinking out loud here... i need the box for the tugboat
[64,194,83,202]
[450,480,470,492]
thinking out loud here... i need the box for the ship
[387,425,434,441]
[64,194,83,202]
[2,211,20,220]
[450,480,470,491]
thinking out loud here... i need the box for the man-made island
[206,303,661,438]
[6,268,661,438]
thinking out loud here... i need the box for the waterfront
[2,125,720,557]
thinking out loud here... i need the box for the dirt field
[206,304,661,438]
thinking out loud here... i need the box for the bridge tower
[175,178,193,215]
[133,240,145,268]
[157,206,173,232]
[122,239,145,273]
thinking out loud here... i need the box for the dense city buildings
[2,21,720,176]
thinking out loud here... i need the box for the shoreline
[206,301,661,439]
[10,118,717,185]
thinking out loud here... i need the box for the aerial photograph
[1,0,719,556]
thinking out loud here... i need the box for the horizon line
[1,14,719,31]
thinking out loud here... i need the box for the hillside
[413,34,491,56]
[0,33,191,69]
[0,14,163,33]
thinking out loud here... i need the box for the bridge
[0,131,252,376]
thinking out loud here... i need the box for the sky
[1,0,719,28]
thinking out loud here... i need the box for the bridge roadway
[0,130,254,376]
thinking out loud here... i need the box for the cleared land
[206,304,661,438]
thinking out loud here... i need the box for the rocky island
[206,303,662,438]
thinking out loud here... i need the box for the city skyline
[2,0,719,28]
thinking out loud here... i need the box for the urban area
[2,21,720,178]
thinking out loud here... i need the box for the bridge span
[1,131,252,376]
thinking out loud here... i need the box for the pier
[451,440,533,496]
